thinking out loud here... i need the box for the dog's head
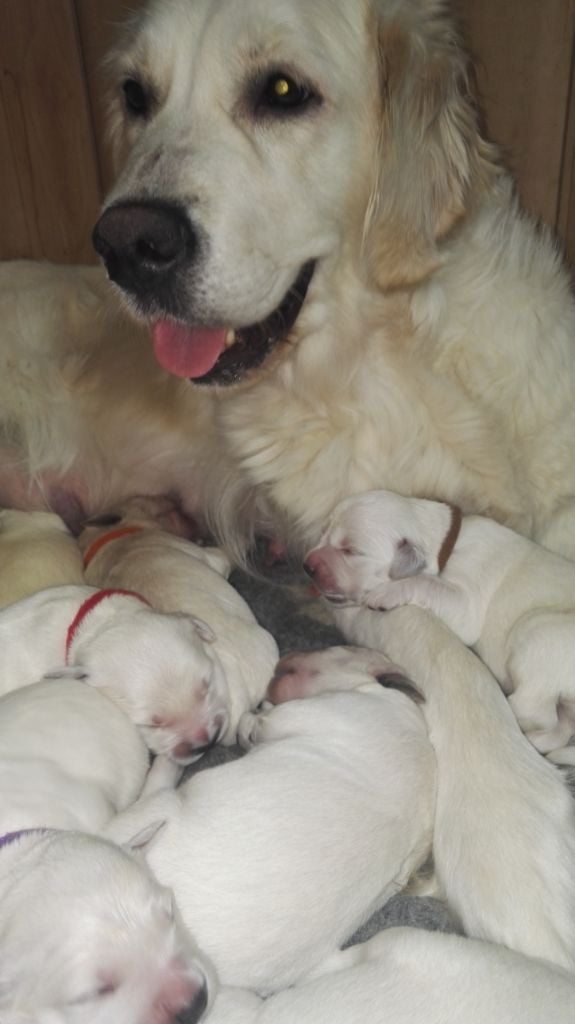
[54,607,230,764]
[93,0,495,386]
[304,490,460,603]
[0,830,213,1024]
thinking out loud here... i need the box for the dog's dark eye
[122,78,149,117]
[256,72,318,115]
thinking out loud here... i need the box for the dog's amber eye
[122,78,149,118]
[259,73,316,113]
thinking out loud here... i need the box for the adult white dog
[0,678,149,834]
[206,928,575,1024]
[79,496,279,745]
[334,606,575,971]
[105,647,435,993]
[0,508,84,608]
[0,583,226,763]
[305,489,575,755]
[0,828,212,1024]
[1,0,575,563]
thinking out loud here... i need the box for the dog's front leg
[366,577,477,645]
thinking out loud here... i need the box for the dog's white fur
[335,605,575,971]
[0,829,212,1024]
[79,496,278,745]
[0,583,227,763]
[105,646,435,993]
[306,489,575,756]
[2,1,575,563]
[206,928,575,1024]
[0,678,149,833]
[0,509,84,608]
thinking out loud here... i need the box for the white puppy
[0,678,149,833]
[0,828,212,1024]
[79,496,279,745]
[0,508,84,608]
[206,928,575,1024]
[105,647,435,993]
[305,490,575,755]
[0,583,225,763]
[335,605,575,972]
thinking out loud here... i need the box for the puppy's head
[0,830,213,1024]
[304,490,459,603]
[268,643,422,703]
[93,0,493,386]
[61,608,231,764]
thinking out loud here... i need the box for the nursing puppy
[0,678,149,833]
[0,583,225,763]
[105,647,435,993]
[0,828,212,1024]
[207,928,575,1024]
[333,607,575,971]
[79,496,279,745]
[305,490,575,754]
[0,508,84,608]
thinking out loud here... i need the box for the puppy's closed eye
[375,672,424,704]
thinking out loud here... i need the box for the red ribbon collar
[65,589,150,662]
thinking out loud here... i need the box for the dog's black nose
[92,200,196,297]
[173,981,209,1024]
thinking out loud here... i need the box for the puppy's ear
[365,0,498,289]
[389,538,426,579]
[42,665,90,682]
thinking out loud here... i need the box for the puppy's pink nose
[303,548,339,596]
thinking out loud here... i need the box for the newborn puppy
[207,928,575,1024]
[0,828,212,1024]
[0,508,84,607]
[0,583,224,763]
[79,496,278,745]
[105,647,435,994]
[306,490,575,755]
[336,606,575,972]
[0,678,149,833]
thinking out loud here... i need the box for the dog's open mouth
[151,261,315,386]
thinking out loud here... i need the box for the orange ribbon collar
[83,525,145,568]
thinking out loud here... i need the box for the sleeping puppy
[305,489,575,755]
[0,583,226,764]
[0,828,212,1024]
[79,496,279,745]
[0,508,84,608]
[104,647,435,994]
[0,678,149,833]
[332,607,575,972]
[206,928,575,1024]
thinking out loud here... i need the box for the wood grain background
[1,0,575,264]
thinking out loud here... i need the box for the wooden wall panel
[0,0,101,262]
[455,0,575,232]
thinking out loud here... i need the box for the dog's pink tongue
[152,320,228,378]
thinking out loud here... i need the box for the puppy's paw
[237,710,269,750]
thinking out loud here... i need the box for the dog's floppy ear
[188,615,216,644]
[365,0,498,289]
[389,537,427,579]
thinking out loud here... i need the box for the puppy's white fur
[206,928,575,1024]
[0,583,226,763]
[0,829,212,1024]
[2,2,575,565]
[0,678,149,833]
[79,496,278,745]
[0,508,84,608]
[336,605,575,971]
[307,490,575,755]
[105,647,435,993]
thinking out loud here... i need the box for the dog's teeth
[225,329,236,347]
